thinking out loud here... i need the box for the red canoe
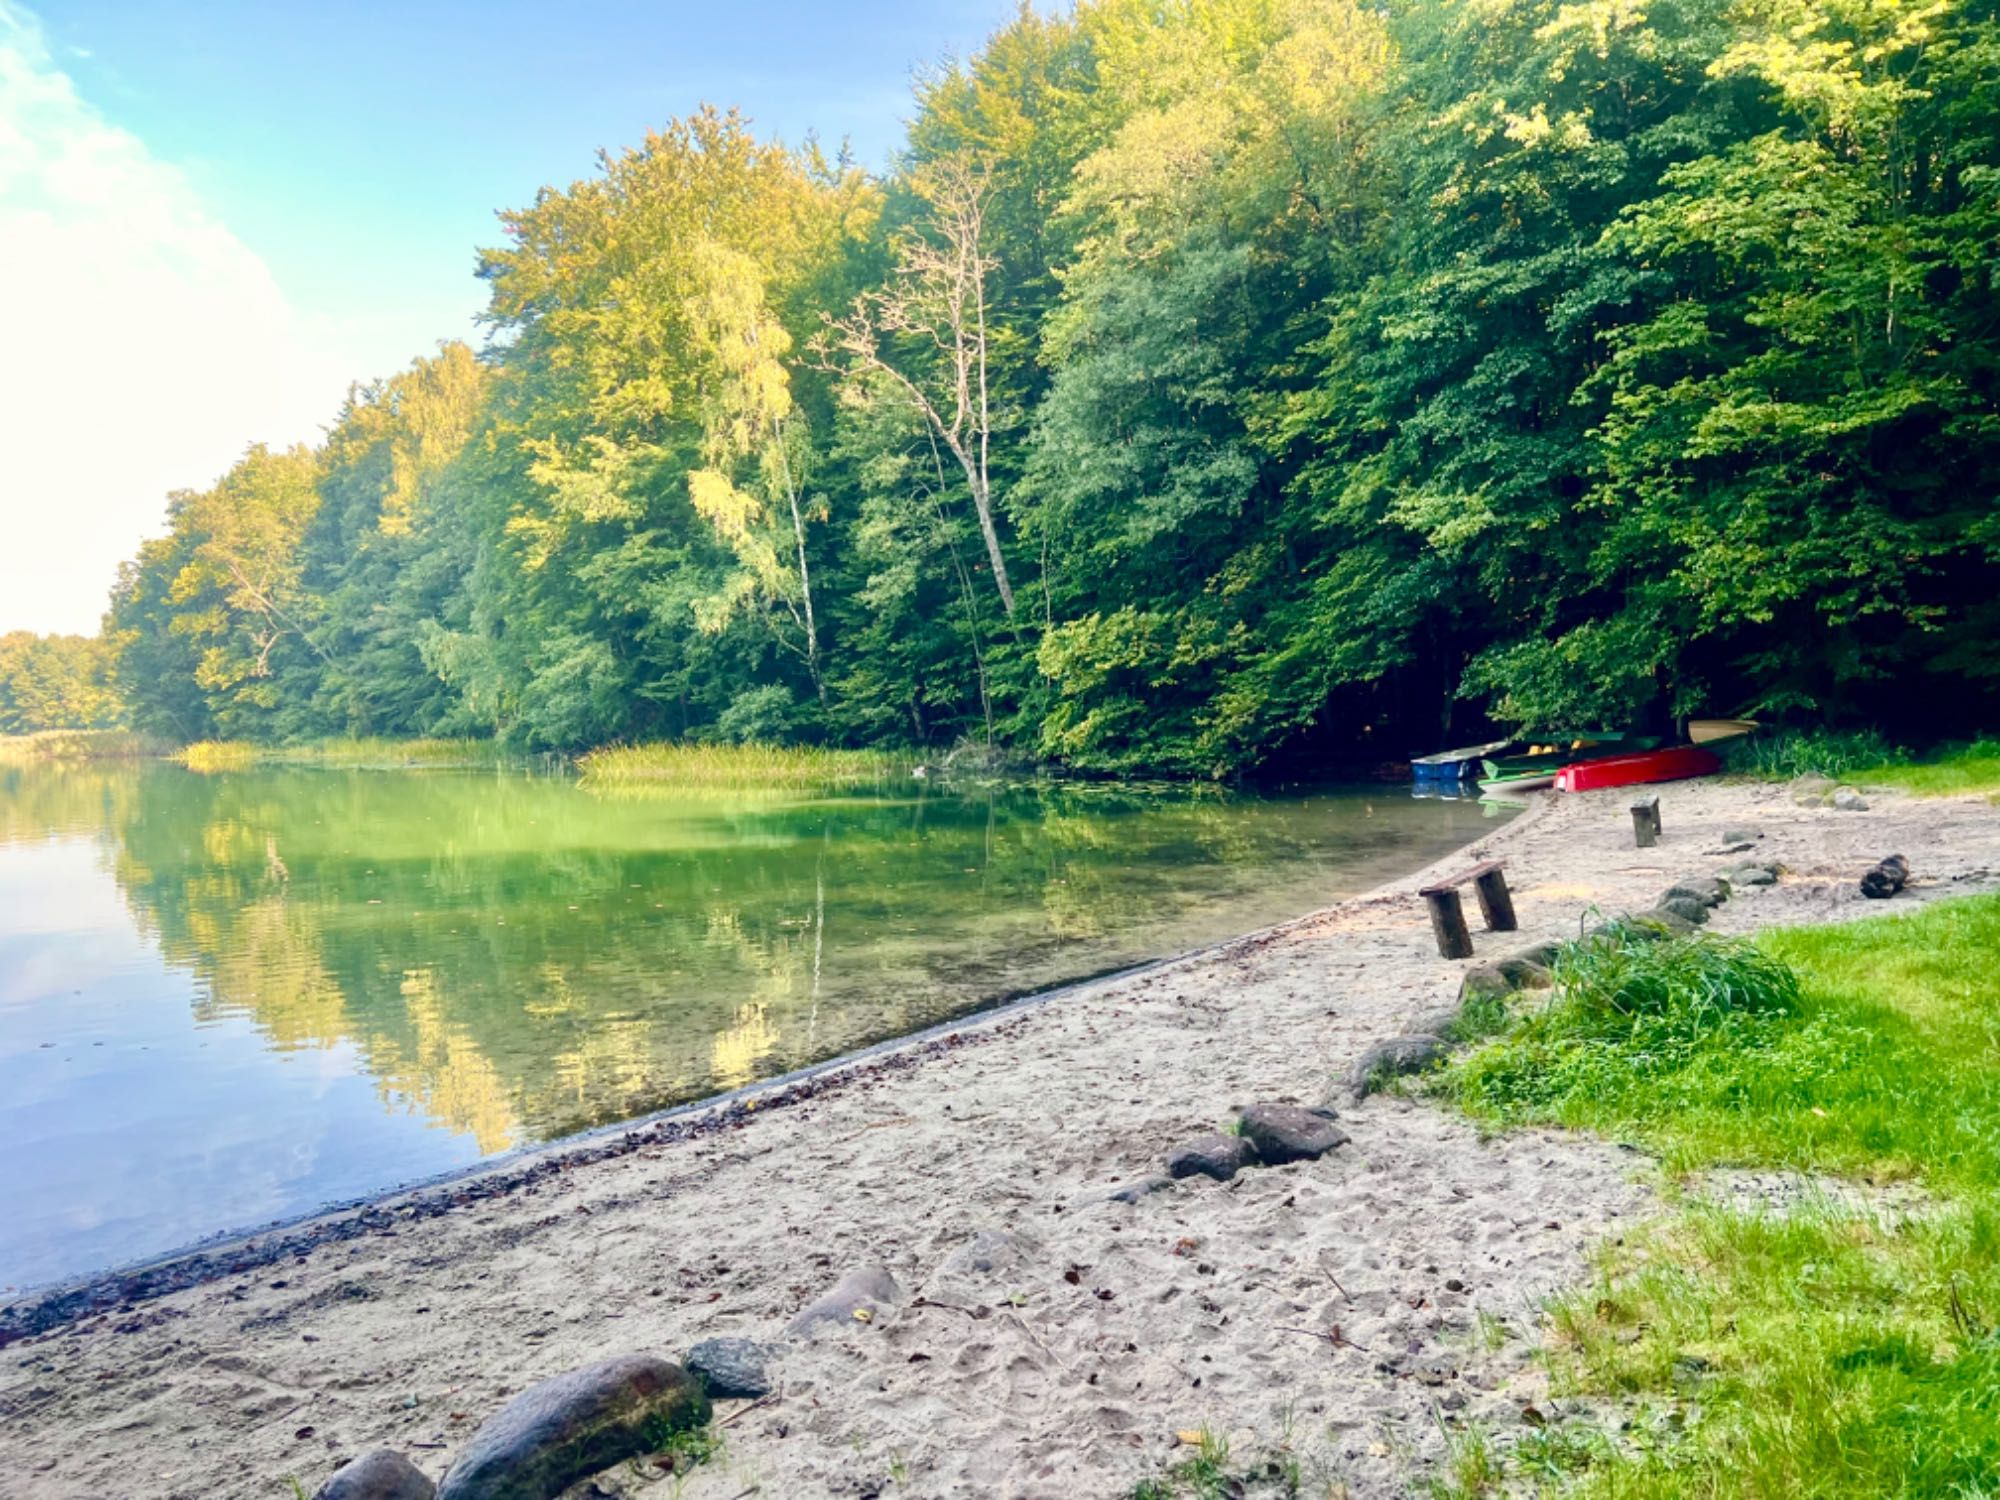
[1554,744,1723,792]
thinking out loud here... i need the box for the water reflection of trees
[8,765,1489,1152]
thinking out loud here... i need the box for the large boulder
[315,1451,435,1500]
[1654,894,1711,925]
[434,1355,709,1500]
[1165,1133,1257,1182]
[785,1266,902,1337]
[1349,1034,1449,1099]
[683,1337,775,1400]
[1238,1104,1349,1165]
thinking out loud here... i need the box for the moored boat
[1478,770,1558,798]
[1553,744,1723,792]
[1411,737,1514,781]
[1688,717,1760,745]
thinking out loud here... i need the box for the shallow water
[0,761,1504,1290]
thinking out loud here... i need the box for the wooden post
[1421,887,1475,959]
[1630,794,1661,849]
[1472,866,1518,932]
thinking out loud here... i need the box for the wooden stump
[1631,794,1662,849]
[1472,866,1518,932]
[1421,887,1475,959]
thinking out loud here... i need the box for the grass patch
[1852,737,2000,798]
[176,737,508,772]
[1131,1428,1309,1498]
[1436,899,2000,1495]
[577,741,912,787]
[0,729,162,763]
[1729,727,2000,797]
[1726,727,1903,781]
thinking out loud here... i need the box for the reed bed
[176,737,508,772]
[577,741,913,787]
[0,729,164,764]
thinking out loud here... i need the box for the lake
[0,761,1502,1291]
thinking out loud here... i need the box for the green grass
[1131,1428,1308,1499]
[577,740,913,787]
[1852,737,2000,798]
[1730,728,2000,797]
[1727,727,1903,781]
[1435,899,2000,1496]
[176,737,509,772]
[0,729,163,763]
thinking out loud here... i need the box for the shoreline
[0,796,1550,1341]
[4,779,1995,1500]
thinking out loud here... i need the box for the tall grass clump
[578,741,912,787]
[1445,930,1802,1144]
[1440,898,2000,1496]
[1726,727,1902,780]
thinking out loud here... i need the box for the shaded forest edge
[8,0,2000,778]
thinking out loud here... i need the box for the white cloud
[0,3,359,635]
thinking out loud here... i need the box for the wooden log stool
[1418,859,1519,959]
[1631,794,1662,849]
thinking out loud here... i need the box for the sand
[2,777,1995,1500]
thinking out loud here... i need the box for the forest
[34,0,1999,776]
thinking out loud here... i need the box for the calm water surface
[0,762,1505,1290]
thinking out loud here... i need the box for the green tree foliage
[92,0,2000,769]
[0,633,121,733]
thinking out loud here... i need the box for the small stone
[1719,825,1762,847]
[942,1227,1032,1277]
[1165,1133,1257,1182]
[1458,965,1512,1003]
[1723,862,1779,888]
[1097,1174,1173,1205]
[1662,876,1727,909]
[1349,1034,1449,1099]
[1831,787,1870,812]
[1599,907,1698,940]
[1238,1104,1349,1165]
[434,1356,709,1500]
[785,1266,902,1336]
[314,1451,435,1500]
[1655,894,1711,925]
[683,1338,774,1400]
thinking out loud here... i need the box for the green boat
[1479,732,1662,781]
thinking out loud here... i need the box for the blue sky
[1,0,1021,634]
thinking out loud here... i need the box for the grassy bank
[1733,729,2000,797]
[1435,899,2000,1496]
[0,729,164,764]
[576,741,912,787]
[175,737,511,772]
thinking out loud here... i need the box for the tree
[818,157,1020,620]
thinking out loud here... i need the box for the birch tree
[816,156,1018,619]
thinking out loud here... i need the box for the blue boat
[1410,738,1514,782]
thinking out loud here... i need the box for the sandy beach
[3,777,1996,1500]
